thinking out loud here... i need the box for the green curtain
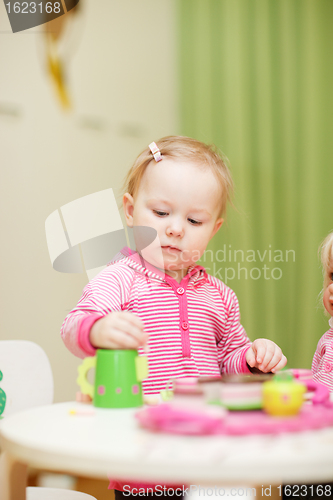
[178,0,333,368]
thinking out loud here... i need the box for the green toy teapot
[77,349,148,409]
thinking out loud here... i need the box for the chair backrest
[0,340,54,417]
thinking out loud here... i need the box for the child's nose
[166,220,184,237]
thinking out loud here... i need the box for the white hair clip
[149,142,162,162]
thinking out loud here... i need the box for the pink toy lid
[174,377,203,395]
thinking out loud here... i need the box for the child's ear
[211,218,224,238]
[123,193,134,227]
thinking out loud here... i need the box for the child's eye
[331,272,333,282]
[153,210,168,217]
[188,218,202,226]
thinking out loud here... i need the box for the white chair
[0,340,97,500]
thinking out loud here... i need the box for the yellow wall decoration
[44,3,81,110]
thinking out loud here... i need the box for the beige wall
[0,0,178,402]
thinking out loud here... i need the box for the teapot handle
[135,355,149,382]
[77,357,96,398]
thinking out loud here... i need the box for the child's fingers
[90,312,149,350]
[261,345,283,371]
[104,312,148,347]
[249,339,287,373]
[120,311,145,330]
[118,330,147,349]
[252,339,268,365]
[114,316,145,341]
[119,313,149,347]
[89,312,147,350]
[102,327,146,349]
[245,347,256,367]
[260,347,282,372]
[270,355,288,373]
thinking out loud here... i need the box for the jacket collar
[109,246,207,287]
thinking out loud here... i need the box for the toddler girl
[312,232,333,390]
[61,135,287,497]
[61,136,286,395]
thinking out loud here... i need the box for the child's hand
[89,311,148,351]
[245,339,287,373]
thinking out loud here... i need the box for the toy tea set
[76,352,333,436]
[77,349,148,409]
[136,371,333,436]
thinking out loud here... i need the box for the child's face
[323,263,333,316]
[123,158,224,280]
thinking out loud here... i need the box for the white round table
[1,401,333,497]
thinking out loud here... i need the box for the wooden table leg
[0,451,27,500]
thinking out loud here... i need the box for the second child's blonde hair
[320,232,333,289]
[123,135,234,218]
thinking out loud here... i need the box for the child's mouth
[161,246,181,253]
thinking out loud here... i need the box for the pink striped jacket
[61,247,252,395]
[312,320,333,391]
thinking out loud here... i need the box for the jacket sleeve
[216,288,252,375]
[60,266,127,358]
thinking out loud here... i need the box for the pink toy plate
[136,378,333,436]
[136,402,333,435]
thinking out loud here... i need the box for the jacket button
[324,362,332,372]
[177,287,185,295]
[182,321,188,330]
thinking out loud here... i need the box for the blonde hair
[320,232,333,289]
[122,135,234,218]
